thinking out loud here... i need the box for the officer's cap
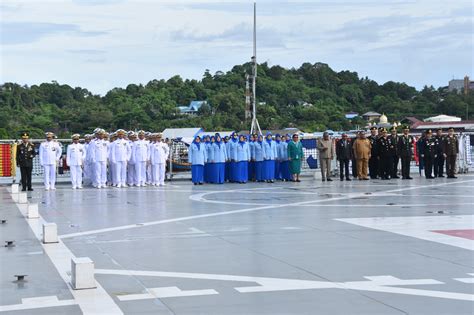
[93,128,101,134]
[448,127,454,131]
[370,127,377,131]
[436,128,443,132]
[71,133,80,140]
[138,130,145,135]
[116,129,126,135]
[390,127,397,132]
[156,133,162,138]
[21,132,29,139]
[380,128,387,132]
[45,132,54,138]
[403,125,410,130]
[425,129,432,134]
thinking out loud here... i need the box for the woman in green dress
[287,133,304,182]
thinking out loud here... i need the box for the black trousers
[351,158,357,177]
[424,155,434,178]
[391,155,399,177]
[20,166,33,189]
[446,155,456,177]
[400,156,411,178]
[369,156,379,178]
[434,154,445,177]
[379,155,391,179]
[339,159,350,179]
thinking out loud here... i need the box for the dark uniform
[387,129,399,178]
[433,130,445,177]
[351,138,357,178]
[443,129,459,178]
[376,131,391,179]
[16,133,36,191]
[421,130,436,178]
[367,127,379,179]
[397,130,414,179]
[336,136,352,181]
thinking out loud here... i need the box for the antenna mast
[250,2,262,135]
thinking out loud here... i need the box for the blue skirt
[280,160,292,180]
[225,162,231,181]
[275,160,281,180]
[248,161,255,181]
[263,160,275,180]
[235,161,248,183]
[207,163,219,184]
[255,161,264,181]
[230,161,238,182]
[217,163,225,184]
[191,165,204,184]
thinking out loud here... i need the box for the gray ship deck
[1,175,473,314]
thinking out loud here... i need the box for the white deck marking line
[117,287,218,301]
[454,274,474,283]
[336,215,474,251]
[10,195,123,314]
[95,269,474,302]
[0,296,76,313]
[59,179,474,239]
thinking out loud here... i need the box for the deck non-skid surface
[1,176,473,314]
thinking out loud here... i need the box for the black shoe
[438,175,445,178]
[345,178,351,181]
[322,179,326,182]
[426,176,434,179]
[296,179,301,182]
[340,178,344,181]
[28,188,34,191]
[392,176,400,179]
[21,188,26,191]
[327,178,333,182]
[199,182,203,185]
[407,177,413,180]
[194,183,197,185]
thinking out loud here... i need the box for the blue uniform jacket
[263,140,277,160]
[236,142,250,161]
[188,143,207,165]
[254,142,265,162]
[212,143,227,163]
[278,142,289,160]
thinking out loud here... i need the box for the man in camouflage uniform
[433,128,445,177]
[397,126,414,180]
[443,127,459,179]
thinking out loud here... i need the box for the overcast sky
[1,0,472,95]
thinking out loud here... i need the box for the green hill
[1,62,472,138]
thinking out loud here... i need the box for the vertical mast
[250,2,262,135]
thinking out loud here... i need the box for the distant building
[448,76,474,94]
[362,111,381,121]
[178,101,208,114]
[411,120,474,133]
[424,115,461,123]
[345,112,359,119]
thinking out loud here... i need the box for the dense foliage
[1,62,472,139]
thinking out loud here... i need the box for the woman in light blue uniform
[248,134,256,181]
[188,136,207,185]
[224,136,231,182]
[262,132,277,183]
[211,134,227,184]
[206,136,218,183]
[279,134,292,181]
[235,135,250,183]
[203,135,212,183]
[228,132,239,182]
[274,134,282,180]
[254,134,265,182]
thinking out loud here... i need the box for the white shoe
[78,186,83,189]
[51,187,56,190]
[160,183,166,186]
[72,186,77,189]
[97,186,101,189]
[45,187,50,191]
[122,184,128,188]
[142,184,147,187]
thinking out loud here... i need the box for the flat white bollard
[11,184,19,194]
[17,192,27,204]
[71,257,96,290]
[43,223,58,243]
[27,203,39,219]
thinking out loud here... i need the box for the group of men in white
[39,128,169,190]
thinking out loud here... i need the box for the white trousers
[152,163,166,185]
[94,161,107,187]
[114,161,127,185]
[70,165,83,188]
[127,163,136,185]
[135,161,147,185]
[43,164,56,189]
[146,164,152,184]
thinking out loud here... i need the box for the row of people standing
[188,133,304,185]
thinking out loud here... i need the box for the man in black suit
[336,133,352,181]
[16,132,36,191]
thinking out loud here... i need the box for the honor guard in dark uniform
[367,127,379,179]
[420,129,436,179]
[387,127,400,178]
[376,128,391,179]
[433,128,445,177]
[16,132,36,191]
[397,126,414,179]
[443,127,459,178]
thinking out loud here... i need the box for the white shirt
[39,140,62,165]
[133,139,149,162]
[90,138,108,162]
[67,143,86,166]
[150,142,169,164]
[110,138,131,163]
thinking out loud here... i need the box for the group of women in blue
[188,132,304,185]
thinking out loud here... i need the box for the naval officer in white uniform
[39,132,62,190]
[67,133,86,189]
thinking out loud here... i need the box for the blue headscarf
[286,134,291,143]
[232,132,239,143]
[215,134,222,148]
[275,133,281,144]
[239,135,246,147]
[266,132,272,144]
[257,135,263,146]
[193,136,201,150]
